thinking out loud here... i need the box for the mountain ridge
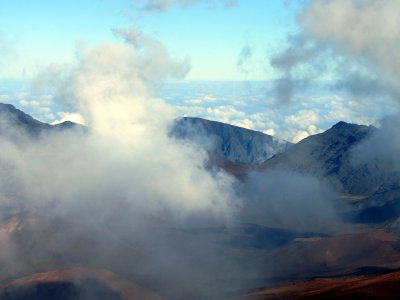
[171,116,292,164]
[0,103,84,136]
[260,121,376,192]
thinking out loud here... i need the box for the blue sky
[0,0,393,143]
[0,0,301,80]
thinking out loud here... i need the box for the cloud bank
[241,170,342,233]
[0,29,240,299]
[271,0,400,107]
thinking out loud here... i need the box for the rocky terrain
[1,103,400,299]
[240,271,400,300]
[0,103,84,137]
[171,117,291,164]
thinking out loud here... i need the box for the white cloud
[285,109,319,129]
[232,118,254,130]
[0,31,242,295]
[300,0,400,101]
[51,112,86,125]
[205,105,245,123]
[301,0,400,84]
[279,110,321,142]
[270,0,400,106]
[263,128,275,136]
[22,29,235,216]
[184,95,216,105]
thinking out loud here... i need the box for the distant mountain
[0,104,290,165]
[260,121,400,223]
[261,121,375,190]
[0,103,84,138]
[3,104,400,299]
[3,102,400,223]
[171,117,291,164]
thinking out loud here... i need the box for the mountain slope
[0,104,289,165]
[258,121,400,224]
[261,121,374,190]
[0,103,84,138]
[172,117,291,164]
[241,270,400,300]
[260,122,382,197]
[0,268,162,300]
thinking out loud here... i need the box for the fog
[0,29,240,299]
[270,0,400,107]
[240,169,343,233]
[0,18,356,300]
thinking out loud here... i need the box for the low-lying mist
[0,29,238,299]
[0,29,348,300]
[240,170,343,233]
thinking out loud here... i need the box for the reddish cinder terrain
[0,268,162,300]
[241,271,400,299]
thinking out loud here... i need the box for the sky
[0,0,398,143]
[0,0,300,80]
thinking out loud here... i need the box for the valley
[0,103,399,299]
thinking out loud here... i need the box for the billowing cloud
[283,109,320,142]
[0,29,240,298]
[300,0,400,85]
[51,112,86,125]
[269,35,324,105]
[242,169,342,232]
[30,28,230,214]
[270,0,400,107]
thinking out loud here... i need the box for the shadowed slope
[241,270,400,300]
[0,268,162,300]
[172,117,291,164]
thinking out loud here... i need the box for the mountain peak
[0,102,51,134]
[331,121,368,131]
[332,121,350,128]
[330,121,376,132]
[0,102,86,137]
[0,103,16,110]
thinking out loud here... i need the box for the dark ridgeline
[261,121,376,194]
[2,102,400,299]
[0,268,161,300]
[260,121,400,225]
[2,102,400,224]
[171,117,291,164]
[0,103,85,138]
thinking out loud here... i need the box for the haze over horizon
[1,0,399,142]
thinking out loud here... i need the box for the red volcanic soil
[0,268,162,300]
[238,230,400,300]
[242,271,400,299]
